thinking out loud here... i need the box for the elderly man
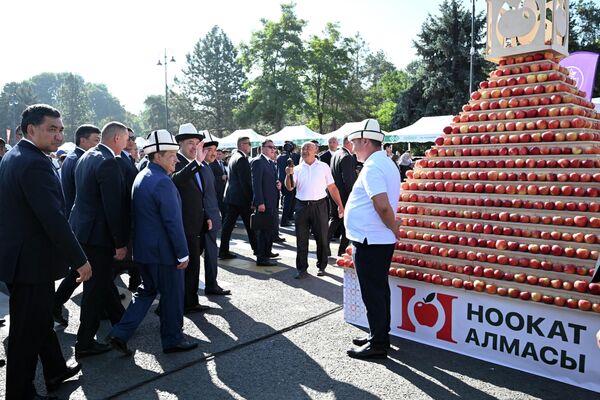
[344,119,401,360]
[109,130,198,355]
[285,142,344,279]
[0,104,92,399]
[318,136,338,166]
[172,123,211,313]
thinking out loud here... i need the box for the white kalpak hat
[143,129,179,154]
[346,119,385,142]
[175,123,203,142]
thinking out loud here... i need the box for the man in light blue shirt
[344,119,401,360]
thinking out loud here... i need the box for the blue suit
[199,161,222,291]
[252,155,278,261]
[60,147,84,219]
[110,162,189,349]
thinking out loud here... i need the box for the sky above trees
[0,0,458,113]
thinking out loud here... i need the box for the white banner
[344,269,600,393]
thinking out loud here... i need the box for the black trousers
[54,267,80,309]
[76,245,124,350]
[352,240,395,348]
[6,282,68,400]
[256,209,275,261]
[328,198,349,256]
[219,203,257,254]
[295,198,329,272]
[281,187,296,224]
[184,234,202,309]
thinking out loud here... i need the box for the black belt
[297,197,327,206]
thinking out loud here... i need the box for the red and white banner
[344,269,600,393]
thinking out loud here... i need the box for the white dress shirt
[292,159,334,201]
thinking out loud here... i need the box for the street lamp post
[157,49,176,129]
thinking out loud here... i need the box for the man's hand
[222,174,227,181]
[207,219,213,231]
[276,180,282,190]
[76,261,92,283]
[177,259,189,270]
[258,204,266,212]
[285,165,294,175]
[114,247,127,260]
[195,140,206,164]
[338,205,344,218]
[393,219,402,240]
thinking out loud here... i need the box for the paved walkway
[0,223,594,399]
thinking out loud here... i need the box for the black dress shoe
[256,260,277,266]
[46,362,82,391]
[273,236,286,243]
[317,269,326,276]
[109,336,132,356]
[163,340,199,354]
[347,343,388,360]
[0,359,5,367]
[294,270,309,279]
[52,308,68,327]
[34,394,60,400]
[75,341,112,359]
[218,252,237,260]
[184,304,211,314]
[268,252,279,258]
[352,336,369,346]
[205,287,231,296]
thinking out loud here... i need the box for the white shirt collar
[178,150,194,163]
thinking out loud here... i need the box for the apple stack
[343,51,600,312]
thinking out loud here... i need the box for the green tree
[140,94,167,132]
[368,70,409,131]
[304,23,353,133]
[239,3,306,132]
[393,0,489,128]
[0,82,39,143]
[56,74,92,142]
[87,83,127,124]
[178,26,246,136]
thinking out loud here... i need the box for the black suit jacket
[210,160,227,201]
[69,144,128,249]
[276,151,299,182]
[330,148,357,205]
[116,151,139,233]
[171,153,206,237]
[319,150,333,166]
[0,140,87,284]
[224,149,252,206]
[60,147,85,218]
[251,155,278,210]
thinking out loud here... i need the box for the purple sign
[559,51,599,100]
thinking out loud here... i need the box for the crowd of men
[0,104,405,400]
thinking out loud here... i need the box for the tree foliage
[570,0,600,97]
[178,26,246,136]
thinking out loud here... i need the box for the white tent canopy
[323,122,365,142]
[217,129,265,149]
[267,125,321,146]
[385,115,453,143]
[58,141,76,153]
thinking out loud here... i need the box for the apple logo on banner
[565,65,584,91]
[413,293,439,327]
[398,285,458,343]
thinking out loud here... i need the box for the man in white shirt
[344,119,401,360]
[285,142,344,278]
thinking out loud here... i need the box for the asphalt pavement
[0,222,595,399]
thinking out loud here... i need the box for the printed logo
[397,285,458,343]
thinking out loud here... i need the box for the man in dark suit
[211,149,228,218]
[200,135,231,295]
[219,136,257,259]
[172,123,211,314]
[329,136,357,256]
[0,137,6,160]
[277,141,300,226]
[318,136,338,166]
[69,121,129,358]
[109,129,198,355]
[52,124,102,326]
[113,128,142,292]
[0,104,92,399]
[251,140,280,267]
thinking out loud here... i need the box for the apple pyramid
[341,51,600,312]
